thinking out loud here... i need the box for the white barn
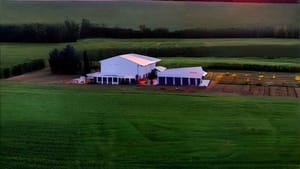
[86,53,209,87]
[87,53,160,85]
[157,67,208,86]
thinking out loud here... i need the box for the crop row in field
[159,57,300,72]
[204,71,300,97]
[209,83,300,97]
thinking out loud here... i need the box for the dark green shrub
[3,68,11,78]
[83,50,90,75]
[49,45,81,74]
[22,62,32,73]
[89,61,100,70]
[32,59,45,70]
[11,64,23,76]
[0,59,45,79]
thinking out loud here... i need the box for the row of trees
[0,20,79,42]
[0,19,299,42]
[81,46,299,61]
[1,45,88,78]
[1,45,89,78]
[0,59,45,79]
[80,19,300,39]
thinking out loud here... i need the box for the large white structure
[157,67,208,86]
[87,53,160,85]
[86,53,209,87]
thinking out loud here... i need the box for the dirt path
[5,67,77,84]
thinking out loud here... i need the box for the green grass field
[1,38,300,70]
[1,0,299,30]
[0,82,299,169]
[160,57,300,68]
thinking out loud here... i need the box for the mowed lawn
[1,0,299,30]
[1,38,300,69]
[0,82,299,169]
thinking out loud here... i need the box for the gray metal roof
[100,53,161,66]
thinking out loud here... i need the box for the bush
[0,59,45,79]
[89,61,100,71]
[3,68,11,78]
[11,64,23,76]
[49,45,81,74]
[32,59,46,70]
[83,50,90,75]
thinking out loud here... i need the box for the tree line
[80,19,299,39]
[81,25,300,39]
[0,20,79,42]
[0,19,299,42]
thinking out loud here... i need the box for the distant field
[1,0,299,30]
[1,38,300,70]
[0,82,299,169]
[159,57,300,68]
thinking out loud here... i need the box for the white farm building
[157,67,207,86]
[86,53,209,87]
[87,53,160,85]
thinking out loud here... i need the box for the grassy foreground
[1,38,300,69]
[0,82,299,169]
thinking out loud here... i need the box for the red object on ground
[138,78,147,85]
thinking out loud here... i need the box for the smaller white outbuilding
[157,67,208,86]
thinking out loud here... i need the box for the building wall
[138,63,156,78]
[158,76,202,86]
[101,57,138,77]
[101,57,155,78]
